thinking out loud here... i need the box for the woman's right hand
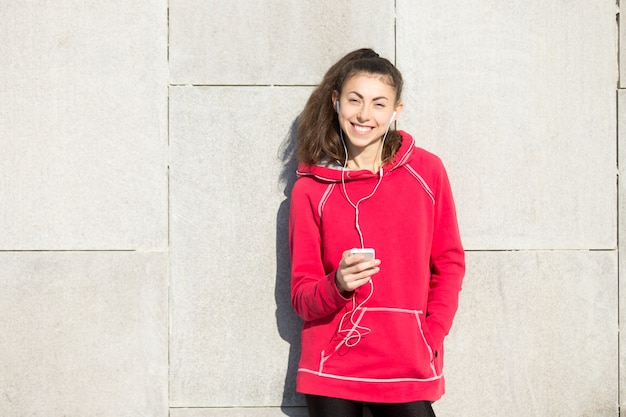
[335,250,381,294]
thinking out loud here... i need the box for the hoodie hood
[296,130,416,183]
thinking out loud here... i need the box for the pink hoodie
[289,131,465,403]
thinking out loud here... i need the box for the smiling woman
[289,49,466,417]
[332,73,403,173]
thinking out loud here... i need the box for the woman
[289,48,465,417]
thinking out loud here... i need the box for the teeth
[354,125,372,133]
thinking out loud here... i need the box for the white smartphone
[350,248,375,260]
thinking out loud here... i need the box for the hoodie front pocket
[319,308,439,381]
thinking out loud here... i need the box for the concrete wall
[0,1,620,416]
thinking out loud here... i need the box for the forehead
[341,73,397,99]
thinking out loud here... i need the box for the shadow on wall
[273,119,379,417]
[275,117,307,415]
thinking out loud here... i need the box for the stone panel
[0,1,168,250]
[615,0,626,88]
[169,86,312,406]
[0,251,168,417]
[397,1,617,250]
[169,0,395,85]
[619,89,626,417]
[437,250,617,416]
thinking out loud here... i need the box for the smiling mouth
[352,123,374,134]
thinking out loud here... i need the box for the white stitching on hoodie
[312,308,440,383]
[404,165,435,204]
[298,368,443,383]
[317,183,336,219]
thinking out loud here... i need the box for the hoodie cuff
[328,270,353,301]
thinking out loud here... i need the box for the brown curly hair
[296,48,403,166]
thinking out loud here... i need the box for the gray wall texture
[0,1,621,416]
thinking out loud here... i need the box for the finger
[346,275,373,291]
[345,266,380,285]
[351,259,380,273]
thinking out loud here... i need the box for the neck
[346,158,381,173]
[346,140,384,173]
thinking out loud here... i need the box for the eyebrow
[347,91,390,101]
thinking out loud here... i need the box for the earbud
[335,101,340,113]
[389,111,397,124]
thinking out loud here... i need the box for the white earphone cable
[335,111,395,347]
[339,118,393,248]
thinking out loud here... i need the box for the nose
[357,105,370,121]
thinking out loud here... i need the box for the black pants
[306,394,437,417]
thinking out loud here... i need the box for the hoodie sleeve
[289,179,350,321]
[425,159,465,352]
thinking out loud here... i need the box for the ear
[331,91,339,111]
[393,102,404,120]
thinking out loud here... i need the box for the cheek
[338,112,352,125]
[381,111,396,125]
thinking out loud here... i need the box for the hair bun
[361,49,380,59]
